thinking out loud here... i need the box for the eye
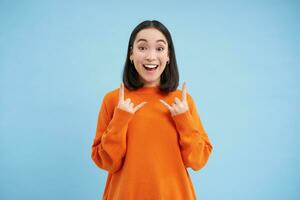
[157,47,164,51]
[138,46,147,51]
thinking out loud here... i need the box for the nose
[145,49,156,61]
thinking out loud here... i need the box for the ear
[129,46,133,60]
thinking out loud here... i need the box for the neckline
[136,86,161,94]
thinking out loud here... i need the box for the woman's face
[130,28,169,87]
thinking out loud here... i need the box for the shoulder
[103,87,119,101]
[101,87,119,111]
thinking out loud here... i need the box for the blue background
[1,0,299,199]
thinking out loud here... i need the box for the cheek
[134,51,145,59]
[160,64,167,71]
[159,52,169,60]
[158,62,167,72]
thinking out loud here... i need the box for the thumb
[159,99,173,110]
[133,101,147,113]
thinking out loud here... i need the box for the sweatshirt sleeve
[91,97,134,173]
[172,95,213,171]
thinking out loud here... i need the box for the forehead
[134,28,168,45]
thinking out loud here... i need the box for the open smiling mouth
[143,64,159,71]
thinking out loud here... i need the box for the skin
[117,82,189,116]
[160,81,189,116]
[118,28,189,116]
[117,82,147,114]
[129,28,169,87]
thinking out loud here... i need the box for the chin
[141,77,159,84]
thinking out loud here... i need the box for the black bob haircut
[122,20,179,93]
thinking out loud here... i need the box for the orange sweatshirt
[91,86,213,200]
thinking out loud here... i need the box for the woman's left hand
[160,81,189,116]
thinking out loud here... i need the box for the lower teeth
[145,66,157,71]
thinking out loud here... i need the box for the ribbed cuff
[110,107,134,127]
[172,111,196,135]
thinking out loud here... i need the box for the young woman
[91,20,213,200]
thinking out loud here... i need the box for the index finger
[119,82,124,102]
[182,81,187,102]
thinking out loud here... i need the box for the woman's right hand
[117,82,147,114]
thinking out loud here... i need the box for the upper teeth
[144,65,157,68]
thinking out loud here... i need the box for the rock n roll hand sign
[160,81,189,116]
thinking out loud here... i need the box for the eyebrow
[136,38,167,45]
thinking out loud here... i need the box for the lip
[143,64,159,68]
[143,64,159,74]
